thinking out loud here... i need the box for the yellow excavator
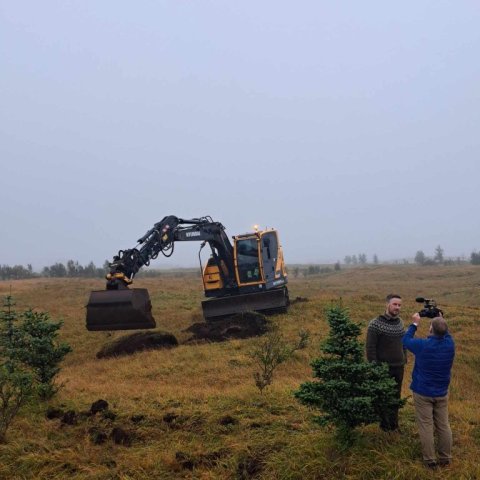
[86,215,289,330]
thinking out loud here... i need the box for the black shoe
[424,461,437,469]
[438,460,451,467]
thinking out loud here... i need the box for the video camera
[415,297,444,319]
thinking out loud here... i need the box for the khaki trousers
[413,392,452,463]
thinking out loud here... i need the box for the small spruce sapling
[295,304,404,445]
[0,296,35,442]
[13,309,72,400]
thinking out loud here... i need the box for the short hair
[385,294,402,302]
[431,317,448,336]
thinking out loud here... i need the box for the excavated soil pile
[185,311,269,342]
[96,331,178,358]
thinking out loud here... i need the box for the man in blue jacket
[403,313,455,468]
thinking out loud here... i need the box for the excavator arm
[87,215,239,331]
[106,216,236,290]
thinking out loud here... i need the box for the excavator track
[202,287,289,321]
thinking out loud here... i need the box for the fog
[1,1,479,270]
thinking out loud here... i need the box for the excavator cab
[200,229,289,320]
[235,230,286,288]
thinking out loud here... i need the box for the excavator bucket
[86,288,156,331]
[202,287,289,321]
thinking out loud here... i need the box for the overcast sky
[1,1,479,270]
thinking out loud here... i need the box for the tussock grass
[1,265,480,478]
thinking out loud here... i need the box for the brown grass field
[1,265,479,479]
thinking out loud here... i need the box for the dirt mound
[90,399,109,414]
[46,407,64,420]
[218,415,238,426]
[96,331,178,358]
[185,311,269,342]
[111,426,132,446]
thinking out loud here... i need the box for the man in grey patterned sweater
[366,294,406,431]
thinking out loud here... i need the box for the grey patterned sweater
[366,314,406,367]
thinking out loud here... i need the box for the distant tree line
[0,260,169,280]
[414,245,445,266]
[292,262,341,278]
[1,260,109,280]
[0,264,35,280]
[413,245,478,266]
[42,260,110,278]
[470,251,480,265]
[344,253,370,265]
[341,246,480,267]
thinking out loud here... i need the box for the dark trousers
[380,365,404,431]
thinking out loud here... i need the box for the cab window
[236,238,260,283]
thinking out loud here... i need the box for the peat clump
[130,414,146,424]
[61,410,77,425]
[46,406,64,420]
[111,426,132,446]
[96,331,178,358]
[90,399,109,414]
[185,312,269,342]
[88,427,108,445]
[218,415,238,426]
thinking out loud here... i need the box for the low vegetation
[0,264,479,479]
[250,322,309,394]
[0,296,71,441]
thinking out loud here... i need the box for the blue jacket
[402,324,455,397]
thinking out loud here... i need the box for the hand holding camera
[415,297,444,319]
